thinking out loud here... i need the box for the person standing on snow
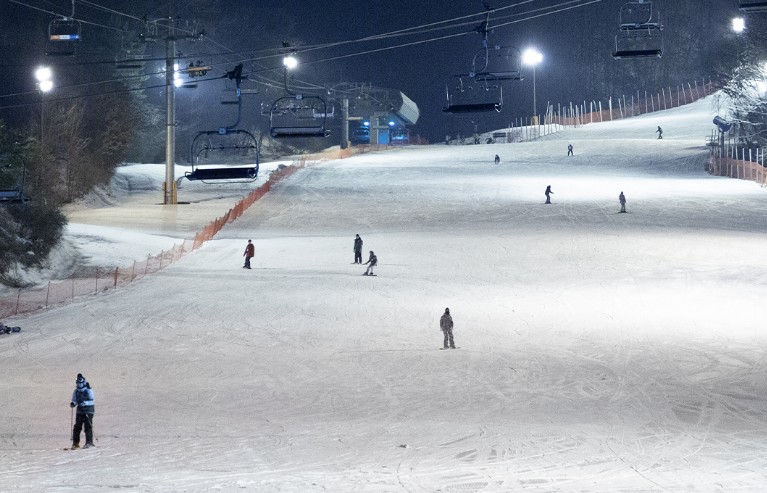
[567,144,573,156]
[70,373,95,449]
[545,185,553,204]
[440,308,455,349]
[353,234,363,264]
[494,154,500,165]
[656,126,663,139]
[243,240,255,269]
[363,251,377,276]
[619,191,627,213]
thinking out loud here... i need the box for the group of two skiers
[354,234,377,275]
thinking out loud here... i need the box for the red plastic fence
[708,152,767,187]
[0,147,397,318]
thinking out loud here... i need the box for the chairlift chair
[612,1,663,59]
[470,45,522,82]
[443,77,502,114]
[270,95,329,138]
[613,25,663,58]
[46,18,81,56]
[739,1,767,12]
[185,129,259,182]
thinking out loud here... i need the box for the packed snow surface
[3,97,767,492]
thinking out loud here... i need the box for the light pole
[522,48,543,119]
[34,66,53,143]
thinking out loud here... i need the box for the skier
[545,185,553,204]
[567,144,573,156]
[656,126,663,139]
[70,373,95,449]
[353,234,363,264]
[363,250,377,276]
[440,308,455,349]
[494,154,500,165]
[619,191,627,213]
[243,240,254,269]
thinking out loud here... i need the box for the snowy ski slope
[2,96,767,492]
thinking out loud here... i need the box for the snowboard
[439,347,459,350]
[362,274,377,276]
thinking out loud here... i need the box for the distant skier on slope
[545,185,553,204]
[619,191,627,213]
[353,234,363,264]
[440,308,455,349]
[70,373,95,449]
[243,240,254,269]
[567,144,573,156]
[494,154,500,165]
[363,251,377,276]
[656,126,663,139]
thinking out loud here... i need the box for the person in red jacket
[243,240,255,269]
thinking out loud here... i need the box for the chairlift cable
[6,0,131,33]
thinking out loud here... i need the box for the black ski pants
[354,250,362,264]
[73,412,94,445]
[442,328,455,348]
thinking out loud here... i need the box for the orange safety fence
[708,153,767,187]
[0,144,395,318]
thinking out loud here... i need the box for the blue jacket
[71,386,95,414]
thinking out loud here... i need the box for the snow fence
[708,146,767,187]
[0,144,394,318]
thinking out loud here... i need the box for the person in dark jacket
[619,191,627,213]
[494,154,500,165]
[353,234,363,264]
[567,144,573,156]
[70,373,95,449]
[656,126,663,139]
[363,251,377,276]
[440,308,455,349]
[545,185,553,204]
[243,240,254,269]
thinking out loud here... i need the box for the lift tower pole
[164,19,177,205]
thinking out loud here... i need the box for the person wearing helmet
[70,373,95,449]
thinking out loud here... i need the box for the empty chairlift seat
[46,19,81,56]
[270,96,328,138]
[612,1,663,59]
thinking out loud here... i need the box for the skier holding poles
[69,373,95,449]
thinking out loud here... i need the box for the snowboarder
[243,240,254,269]
[440,308,455,349]
[353,234,363,264]
[494,154,500,165]
[619,191,627,213]
[567,144,573,156]
[70,373,95,449]
[545,185,553,204]
[363,250,377,276]
[656,126,663,139]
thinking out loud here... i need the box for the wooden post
[131,260,136,281]
[662,89,667,110]
[72,276,74,301]
[145,256,150,275]
[15,289,21,316]
[114,267,119,289]
[45,281,50,308]
[599,101,603,121]
[609,97,613,121]
[95,269,99,294]
[645,91,648,114]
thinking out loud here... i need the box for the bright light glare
[733,17,745,33]
[389,121,395,127]
[522,48,543,66]
[363,121,370,127]
[39,80,53,92]
[174,78,184,88]
[35,67,52,82]
[174,63,179,71]
[283,56,298,69]
[756,81,767,94]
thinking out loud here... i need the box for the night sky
[0,0,745,144]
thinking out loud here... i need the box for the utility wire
[5,0,131,33]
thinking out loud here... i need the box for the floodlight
[733,17,745,32]
[35,66,52,82]
[522,48,543,66]
[39,80,53,92]
[283,56,298,69]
